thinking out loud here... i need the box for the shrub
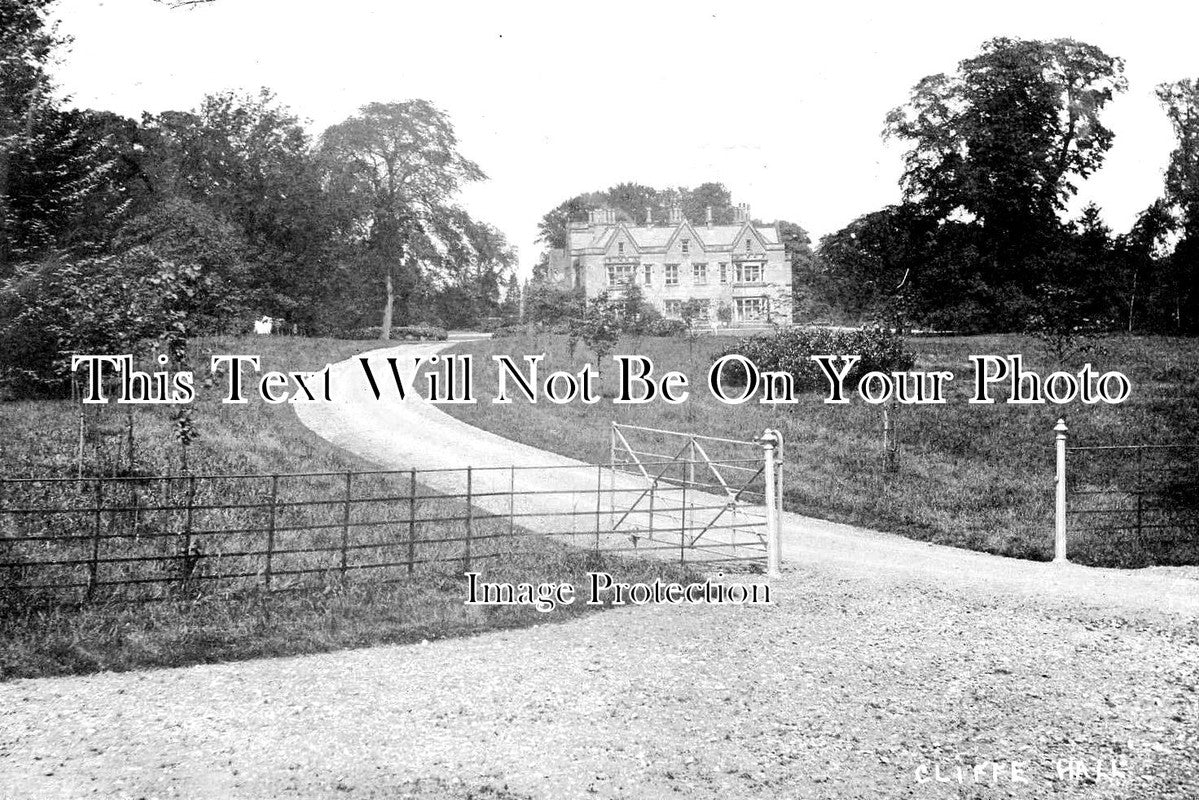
[491,323,533,339]
[645,318,687,337]
[332,324,448,341]
[713,326,915,391]
[390,324,448,341]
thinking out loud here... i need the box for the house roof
[574,220,781,254]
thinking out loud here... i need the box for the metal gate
[608,423,783,574]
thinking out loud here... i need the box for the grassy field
[442,331,1199,568]
[0,335,695,680]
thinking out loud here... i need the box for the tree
[1155,79,1199,332]
[1115,200,1174,333]
[885,38,1126,287]
[575,293,620,384]
[498,273,521,322]
[535,182,742,250]
[1,0,64,271]
[679,298,709,373]
[321,101,485,339]
[816,205,931,322]
[777,220,817,321]
[141,90,342,328]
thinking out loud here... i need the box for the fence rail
[1,454,777,606]
[1053,420,1199,566]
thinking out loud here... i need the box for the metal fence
[1,454,777,606]
[1053,419,1199,565]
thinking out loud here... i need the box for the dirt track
[2,340,1197,799]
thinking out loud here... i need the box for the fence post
[407,468,417,575]
[1135,446,1144,546]
[687,438,696,492]
[759,429,782,578]
[609,425,616,525]
[181,475,196,585]
[648,478,655,542]
[509,465,516,538]
[776,431,785,532]
[341,471,352,579]
[595,463,603,554]
[265,474,278,589]
[1054,419,1068,564]
[87,478,103,602]
[679,467,687,564]
[464,466,473,572]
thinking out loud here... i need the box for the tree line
[816,37,1199,335]
[0,0,514,397]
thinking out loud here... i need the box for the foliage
[320,100,487,338]
[852,37,1135,333]
[525,283,584,326]
[644,318,687,337]
[1023,283,1105,365]
[0,248,233,396]
[536,181,742,249]
[573,293,621,376]
[885,38,1126,248]
[334,324,448,341]
[713,327,915,392]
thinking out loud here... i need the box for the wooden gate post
[1054,419,1068,563]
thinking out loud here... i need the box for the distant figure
[253,316,273,335]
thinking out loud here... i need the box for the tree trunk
[1127,271,1137,334]
[381,268,394,340]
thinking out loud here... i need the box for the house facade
[547,203,792,326]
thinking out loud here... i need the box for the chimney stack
[645,206,652,226]
[668,203,682,225]
[706,205,713,228]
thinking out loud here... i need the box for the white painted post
[759,429,782,578]
[609,423,616,525]
[1054,418,1068,563]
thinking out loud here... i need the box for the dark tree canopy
[885,37,1126,277]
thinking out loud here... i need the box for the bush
[490,323,534,339]
[645,318,688,337]
[391,324,448,341]
[713,326,915,390]
[332,324,448,341]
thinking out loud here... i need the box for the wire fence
[1062,440,1199,566]
[0,457,771,607]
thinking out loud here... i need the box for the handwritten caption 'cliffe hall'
[70,352,1132,407]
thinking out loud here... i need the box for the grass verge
[0,335,699,680]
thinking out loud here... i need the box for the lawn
[0,335,695,680]
[441,330,1199,568]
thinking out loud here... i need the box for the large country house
[547,204,792,326]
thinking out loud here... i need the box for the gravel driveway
[2,341,1196,799]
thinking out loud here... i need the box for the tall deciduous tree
[1,0,61,270]
[140,90,341,326]
[885,38,1125,283]
[321,100,485,339]
[1156,78,1199,331]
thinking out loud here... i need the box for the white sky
[50,0,1199,275]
